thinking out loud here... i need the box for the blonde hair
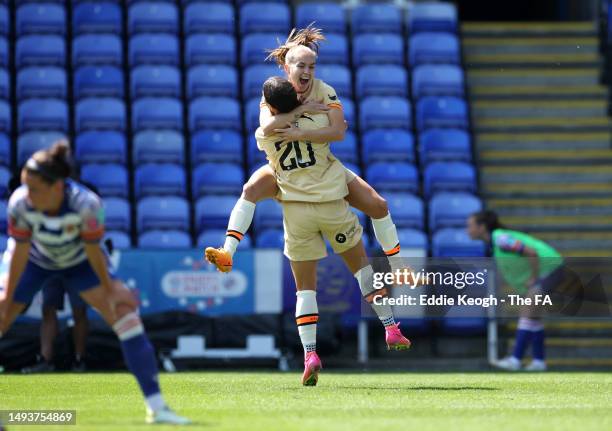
[266,24,325,66]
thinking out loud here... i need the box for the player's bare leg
[290,259,322,386]
[205,165,279,272]
[21,306,58,373]
[339,240,411,351]
[71,305,88,371]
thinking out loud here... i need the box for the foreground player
[206,26,404,274]
[256,77,411,386]
[0,142,190,424]
[467,210,564,372]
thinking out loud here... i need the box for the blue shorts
[12,259,110,306]
[42,275,87,311]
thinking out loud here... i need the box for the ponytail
[24,139,73,184]
[266,24,325,66]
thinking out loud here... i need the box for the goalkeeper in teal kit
[467,210,564,371]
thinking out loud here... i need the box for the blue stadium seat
[397,228,428,251]
[185,34,236,66]
[385,193,424,230]
[188,65,238,99]
[0,69,7,100]
[137,196,190,232]
[81,163,128,198]
[241,33,285,65]
[184,2,235,35]
[343,162,361,179]
[408,33,460,65]
[429,192,482,232]
[197,229,251,250]
[317,64,352,98]
[424,162,477,198]
[245,97,262,133]
[352,4,402,34]
[129,34,179,66]
[72,34,122,67]
[0,166,9,198]
[362,129,415,164]
[0,133,10,166]
[0,5,8,36]
[73,2,123,35]
[134,163,187,200]
[408,2,458,34]
[128,2,178,34]
[131,66,181,98]
[353,33,403,67]
[195,195,237,231]
[412,64,464,99]
[254,199,283,231]
[0,200,6,231]
[17,131,66,165]
[0,100,9,133]
[255,228,284,248]
[0,38,8,68]
[133,130,185,165]
[105,231,131,249]
[16,3,66,36]
[75,98,126,132]
[419,129,472,165]
[356,65,408,99]
[416,96,468,131]
[138,230,192,248]
[365,162,418,194]
[75,131,127,165]
[317,33,349,65]
[248,134,267,168]
[191,130,243,165]
[104,197,131,232]
[132,97,183,131]
[74,66,124,99]
[359,97,411,131]
[296,3,345,34]
[193,163,245,197]
[432,228,485,257]
[17,35,65,68]
[243,64,279,99]
[190,97,241,132]
[240,3,290,35]
[343,98,355,130]
[16,67,66,100]
[333,131,358,164]
[135,163,186,198]
[18,98,68,132]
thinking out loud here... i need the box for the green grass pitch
[1,372,611,430]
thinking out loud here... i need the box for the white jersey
[7,180,106,270]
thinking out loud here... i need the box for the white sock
[355,265,395,328]
[145,393,166,412]
[372,213,400,256]
[295,290,318,354]
[223,198,256,256]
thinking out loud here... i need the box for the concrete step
[461,21,597,37]
[469,84,608,100]
[534,231,612,241]
[488,197,612,210]
[482,182,612,198]
[467,68,601,86]
[561,249,612,257]
[506,337,612,358]
[475,132,612,151]
[465,52,600,68]
[546,358,612,369]
[463,37,598,55]
[472,100,608,118]
[479,149,612,165]
[507,319,612,334]
[492,214,612,231]
[474,116,611,132]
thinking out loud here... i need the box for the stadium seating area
[0,0,485,257]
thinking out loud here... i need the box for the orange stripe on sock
[385,244,401,256]
[296,315,319,326]
[226,230,244,241]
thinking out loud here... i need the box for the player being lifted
[0,142,190,424]
[255,77,411,386]
[206,26,405,276]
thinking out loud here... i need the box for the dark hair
[472,210,505,233]
[266,24,324,66]
[24,140,73,184]
[263,76,301,114]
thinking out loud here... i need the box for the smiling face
[283,45,317,97]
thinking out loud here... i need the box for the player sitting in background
[256,77,411,386]
[467,210,565,372]
[0,141,190,424]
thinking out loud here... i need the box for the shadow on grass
[284,386,499,391]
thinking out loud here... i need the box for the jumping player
[0,142,190,424]
[256,77,411,386]
[206,26,405,276]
